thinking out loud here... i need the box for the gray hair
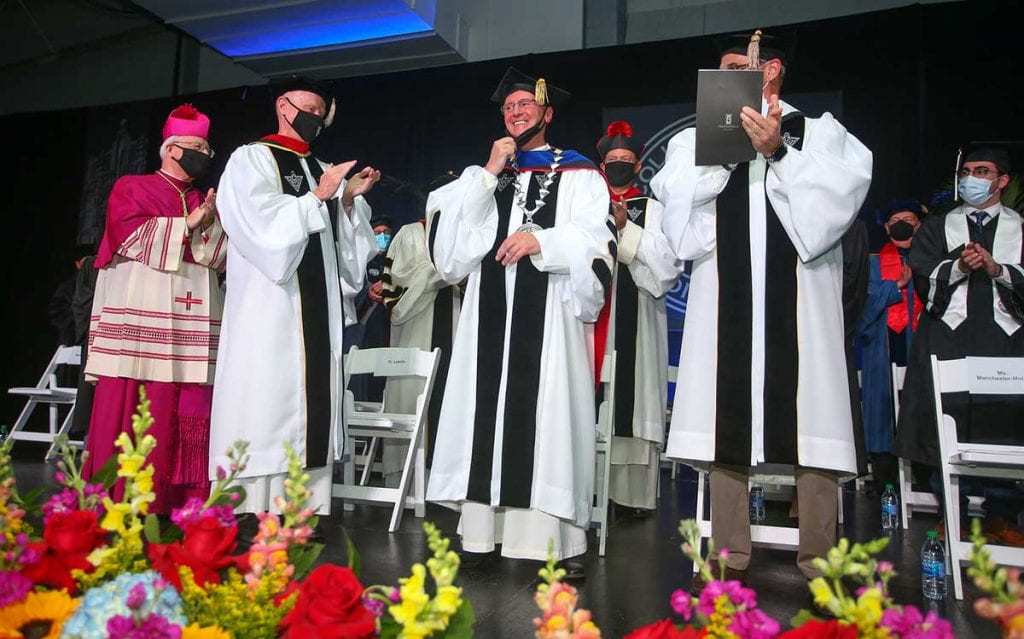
[159,135,181,160]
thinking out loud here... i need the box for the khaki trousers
[709,463,838,578]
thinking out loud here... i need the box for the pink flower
[880,606,955,639]
[126,582,147,610]
[0,570,32,607]
[107,613,182,639]
[729,608,781,639]
[698,580,758,616]
[670,588,693,621]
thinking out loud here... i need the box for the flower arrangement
[0,388,472,639]
[538,519,956,639]
[532,547,600,638]
[968,517,1024,638]
[365,521,474,638]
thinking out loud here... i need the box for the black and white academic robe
[210,139,376,513]
[894,203,1024,465]
[424,148,614,528]
[607,193,680,509]
[650,101,872,475]
[380,221,462,480]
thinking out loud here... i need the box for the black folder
[695,69,763,166]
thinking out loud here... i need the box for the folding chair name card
[371,352,417,377]
[966,356,1024,394]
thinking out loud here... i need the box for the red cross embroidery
[174,291,204,310]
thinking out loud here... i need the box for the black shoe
[690,567,747,595]
[457,549,491,569]
[613,503,652,519]
[556,558,586,581]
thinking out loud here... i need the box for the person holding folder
[651,30,873,590]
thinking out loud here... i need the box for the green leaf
[144,513,163,544]
[790,609,822,628]
[307,515,320,531]
[344,527,361,579]
[289,543,325,581]
[15,485,46,513]
[212,485,247,508]
[440,600,476,638]
[378,616,402,639]
[91,453,120,489]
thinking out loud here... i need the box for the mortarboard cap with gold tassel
[491,67,571,107]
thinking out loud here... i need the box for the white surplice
[210,143,375,514]
[650,102,872,475]
[424,158,613,557]
[607,196,679,509]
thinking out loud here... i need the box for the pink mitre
[162,103,210,140]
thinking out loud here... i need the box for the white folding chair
[592,351,616,557]
[7,345,82,460]
[332,347,440,533]
[930,355,1024,599]
[893,364,941,528]
[691,461,850,573]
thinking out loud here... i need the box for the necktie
[970,210,989,231]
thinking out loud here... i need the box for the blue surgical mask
[375,232,391,252]
[958,175,997,206]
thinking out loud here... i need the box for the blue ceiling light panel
[211,11,433,58]
[132,0,464,79]
[135,0,435,57]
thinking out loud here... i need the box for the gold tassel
[535,78,548,106]
[746,29,762,69]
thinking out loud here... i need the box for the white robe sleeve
[529,169,614,322]
[384,224,446,326]
[217,145,328,284]
[649,128,732,261]
[765,112,873,262]
[425,166,500,284]
[331,175,376,317]
[189,216,227,271]
[617,199,680,298]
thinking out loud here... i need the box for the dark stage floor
[10,448,999,638]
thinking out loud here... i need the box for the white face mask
[958,175,997,206]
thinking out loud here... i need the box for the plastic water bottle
[921,530,947,600]
[881,483,899,531]
[749,486,765,524]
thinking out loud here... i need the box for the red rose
[20,510,106,592]
[625,619,706,639]
[279,565,376,639]
[780,619,858,639]
[147,516,248,589]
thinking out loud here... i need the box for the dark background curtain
[2,0,1020,426]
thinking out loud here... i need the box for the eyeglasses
[957,166,1001,179]
[605,156,637,164]
[499,99,539,114]
[174,142,214,158]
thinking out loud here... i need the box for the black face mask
[604,161,636,188]
[287,99,325,143]
[511,111,548,148]
[174,146,211,179]
[888,219,915,242]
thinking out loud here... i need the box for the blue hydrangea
[60,571,186,639]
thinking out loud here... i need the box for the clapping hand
[342,166,382,205]
[186,188,216,231]
[314,160,357,202]
[611,200,627,230]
